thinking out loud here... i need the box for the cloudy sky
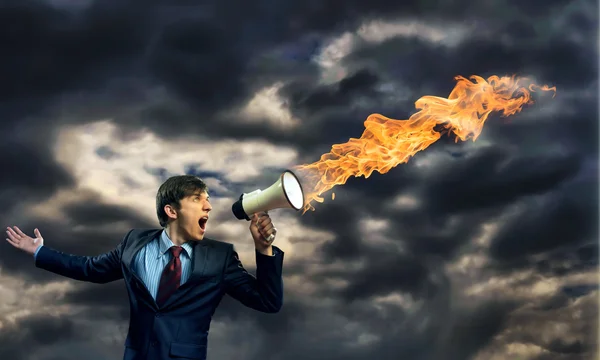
[0,0,598,359]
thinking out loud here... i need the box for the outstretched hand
[6,226,44,256]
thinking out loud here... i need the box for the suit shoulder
[126,228,162,240]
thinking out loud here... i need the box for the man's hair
[156,175,208,227]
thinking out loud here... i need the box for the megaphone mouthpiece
[231,170,305,221]
[232,194,250,220]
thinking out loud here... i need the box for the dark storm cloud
[0,0,436,133]
[257,286,512,360]
[62,281,131,321]
[0,0,150,115]
[227,259,454,360]
[295,140,587,264]
[388,207,491,259]
[435,300,518,360]
[0,134,75,201]
[19,314,77,345]
[422,147,584,214]
[335,249,446,302]
[61,199,157,228]
[488,178,597,261]
[2,0,595,137]
[283,68,380,113]
[9,0,574,144]
[0,314,80,360]
[299,200,367,261]
[212,294,308,354]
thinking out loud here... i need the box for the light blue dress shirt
[34,229,194,301]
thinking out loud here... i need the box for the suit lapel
[123,229,162,308]
[160,240,210,309]
[188,240,210,280]
[124,229,162,272]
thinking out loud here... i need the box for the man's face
[173,191,212,241]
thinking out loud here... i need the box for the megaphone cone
[232,170,305,220]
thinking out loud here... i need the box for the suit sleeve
[34,229,133,284]
[223,244,284,313]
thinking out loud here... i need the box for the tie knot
[170,246,183,258]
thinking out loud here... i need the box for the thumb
[34,228,41,238]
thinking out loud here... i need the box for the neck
[165,226,188,246]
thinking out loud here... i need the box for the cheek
[179,215,195,227]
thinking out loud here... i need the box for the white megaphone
[232,170,305,220]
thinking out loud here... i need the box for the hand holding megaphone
[249,211,278,244]
[232,170,305,221]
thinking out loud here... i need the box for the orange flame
[294,74,556,213]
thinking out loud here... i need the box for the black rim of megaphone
[281,169,305,211]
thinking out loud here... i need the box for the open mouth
[198,217,208,230]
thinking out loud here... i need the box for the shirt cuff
[33,245,43,260]
[256,246,281,257]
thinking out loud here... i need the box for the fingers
[6,227,20,240]
[250,212,277,242]
[256,213,271,227]
[261,223,274,234]
[13,226,27,238]
[251,211,269,221]
[6,227,21,247]
[34,228,41,238]
[259,222,276,241]
[6,236,19,248]
[254,215,272,232]
[250,212,270,228]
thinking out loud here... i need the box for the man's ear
[164,204,178,220]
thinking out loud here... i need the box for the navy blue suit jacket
[34,228,285,360]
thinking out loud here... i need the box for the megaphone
[232,170,305,220]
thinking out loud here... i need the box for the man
[5,175,284,360]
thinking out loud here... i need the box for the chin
[195,228,206,240]
[185,228,205,242]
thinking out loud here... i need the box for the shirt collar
[158,229,193,259]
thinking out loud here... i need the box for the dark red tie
[156,246,183,307]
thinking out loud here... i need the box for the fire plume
[294,75,556,213]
